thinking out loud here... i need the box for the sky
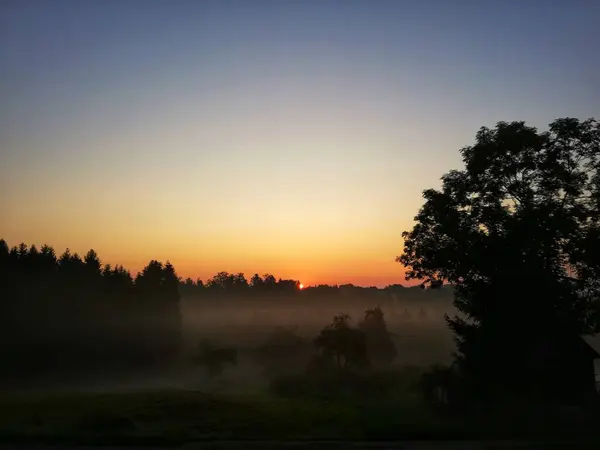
[1,0,599,287]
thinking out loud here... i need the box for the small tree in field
[313,314,369,373]
[358,306,397,367]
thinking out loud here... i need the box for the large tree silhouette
[398,118,600,402]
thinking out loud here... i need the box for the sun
[299,283,304,290]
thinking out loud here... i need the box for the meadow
[2,380,598,445]
[0,291,456,443]
[2,291,598,445]
[0,373,471,445]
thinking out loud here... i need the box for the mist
[185,293,453,393]
[0,242,456,397]
[59,286,458,396]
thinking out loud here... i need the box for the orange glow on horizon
[1,228,418,287]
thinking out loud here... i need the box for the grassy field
[1,369,600,446]
[0,385,462,444]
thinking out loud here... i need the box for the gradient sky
[2,0,599,287]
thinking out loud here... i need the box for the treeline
[179,272,303,298]
[0,240,181,385]
[0,238,448,386]
[179,272,440,302]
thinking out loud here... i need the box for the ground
[1,375,599,446]
[0,388,450,444]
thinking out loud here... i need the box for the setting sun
[299,283,304,290]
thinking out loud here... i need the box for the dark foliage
[398,117,600,407]
[313,313,370,373]
[358,306,397,367]
[0,242,181,386]
[0,237,449,389]
[179,272,301,299]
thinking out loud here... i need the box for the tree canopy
[397,118,600,400]
[313,314,369,372]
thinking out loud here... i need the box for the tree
[358,306,397,367]
[250,273,264,289]
[231,272,249,291]
[135,260,182,363]
[17,242,28,259]
[205,271,248,295]
[313,314,369,372]
[263,274,277,288]
[206,271,232,291]
[0,238,188,384]
[135,260,164,294]
[163,261,181,303]
[0,239,8,260]
[84,249,101,274]
[163,262,183,344]
[277,278,301,292]
[397,118,600,401]
[39,245,57,271]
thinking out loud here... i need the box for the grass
[0,390,349,443]
[1,367,600,445]
[0,384,461,444]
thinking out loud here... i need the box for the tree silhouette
[313,313,369,373]
[206,271,248,295]
[250,273,264,289]
[84,249,101,274]
[263,274,277,287]
[0,239,191,385]
[397,117,600,404]
[358,306,397,367]
[276,278,301,293]
[135,260,182,364]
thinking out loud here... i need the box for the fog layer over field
[171,286,458,393]
[0,243,457,396]
[14,289,456,395]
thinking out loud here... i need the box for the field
[0,384,454,445]
[2,372,599,446]
[2,295,599,446]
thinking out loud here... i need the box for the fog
[25,295,454,396]
[47,296,454,394]
[181,291,456,361]
[0,243,458,396]
[164,288,457,395]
